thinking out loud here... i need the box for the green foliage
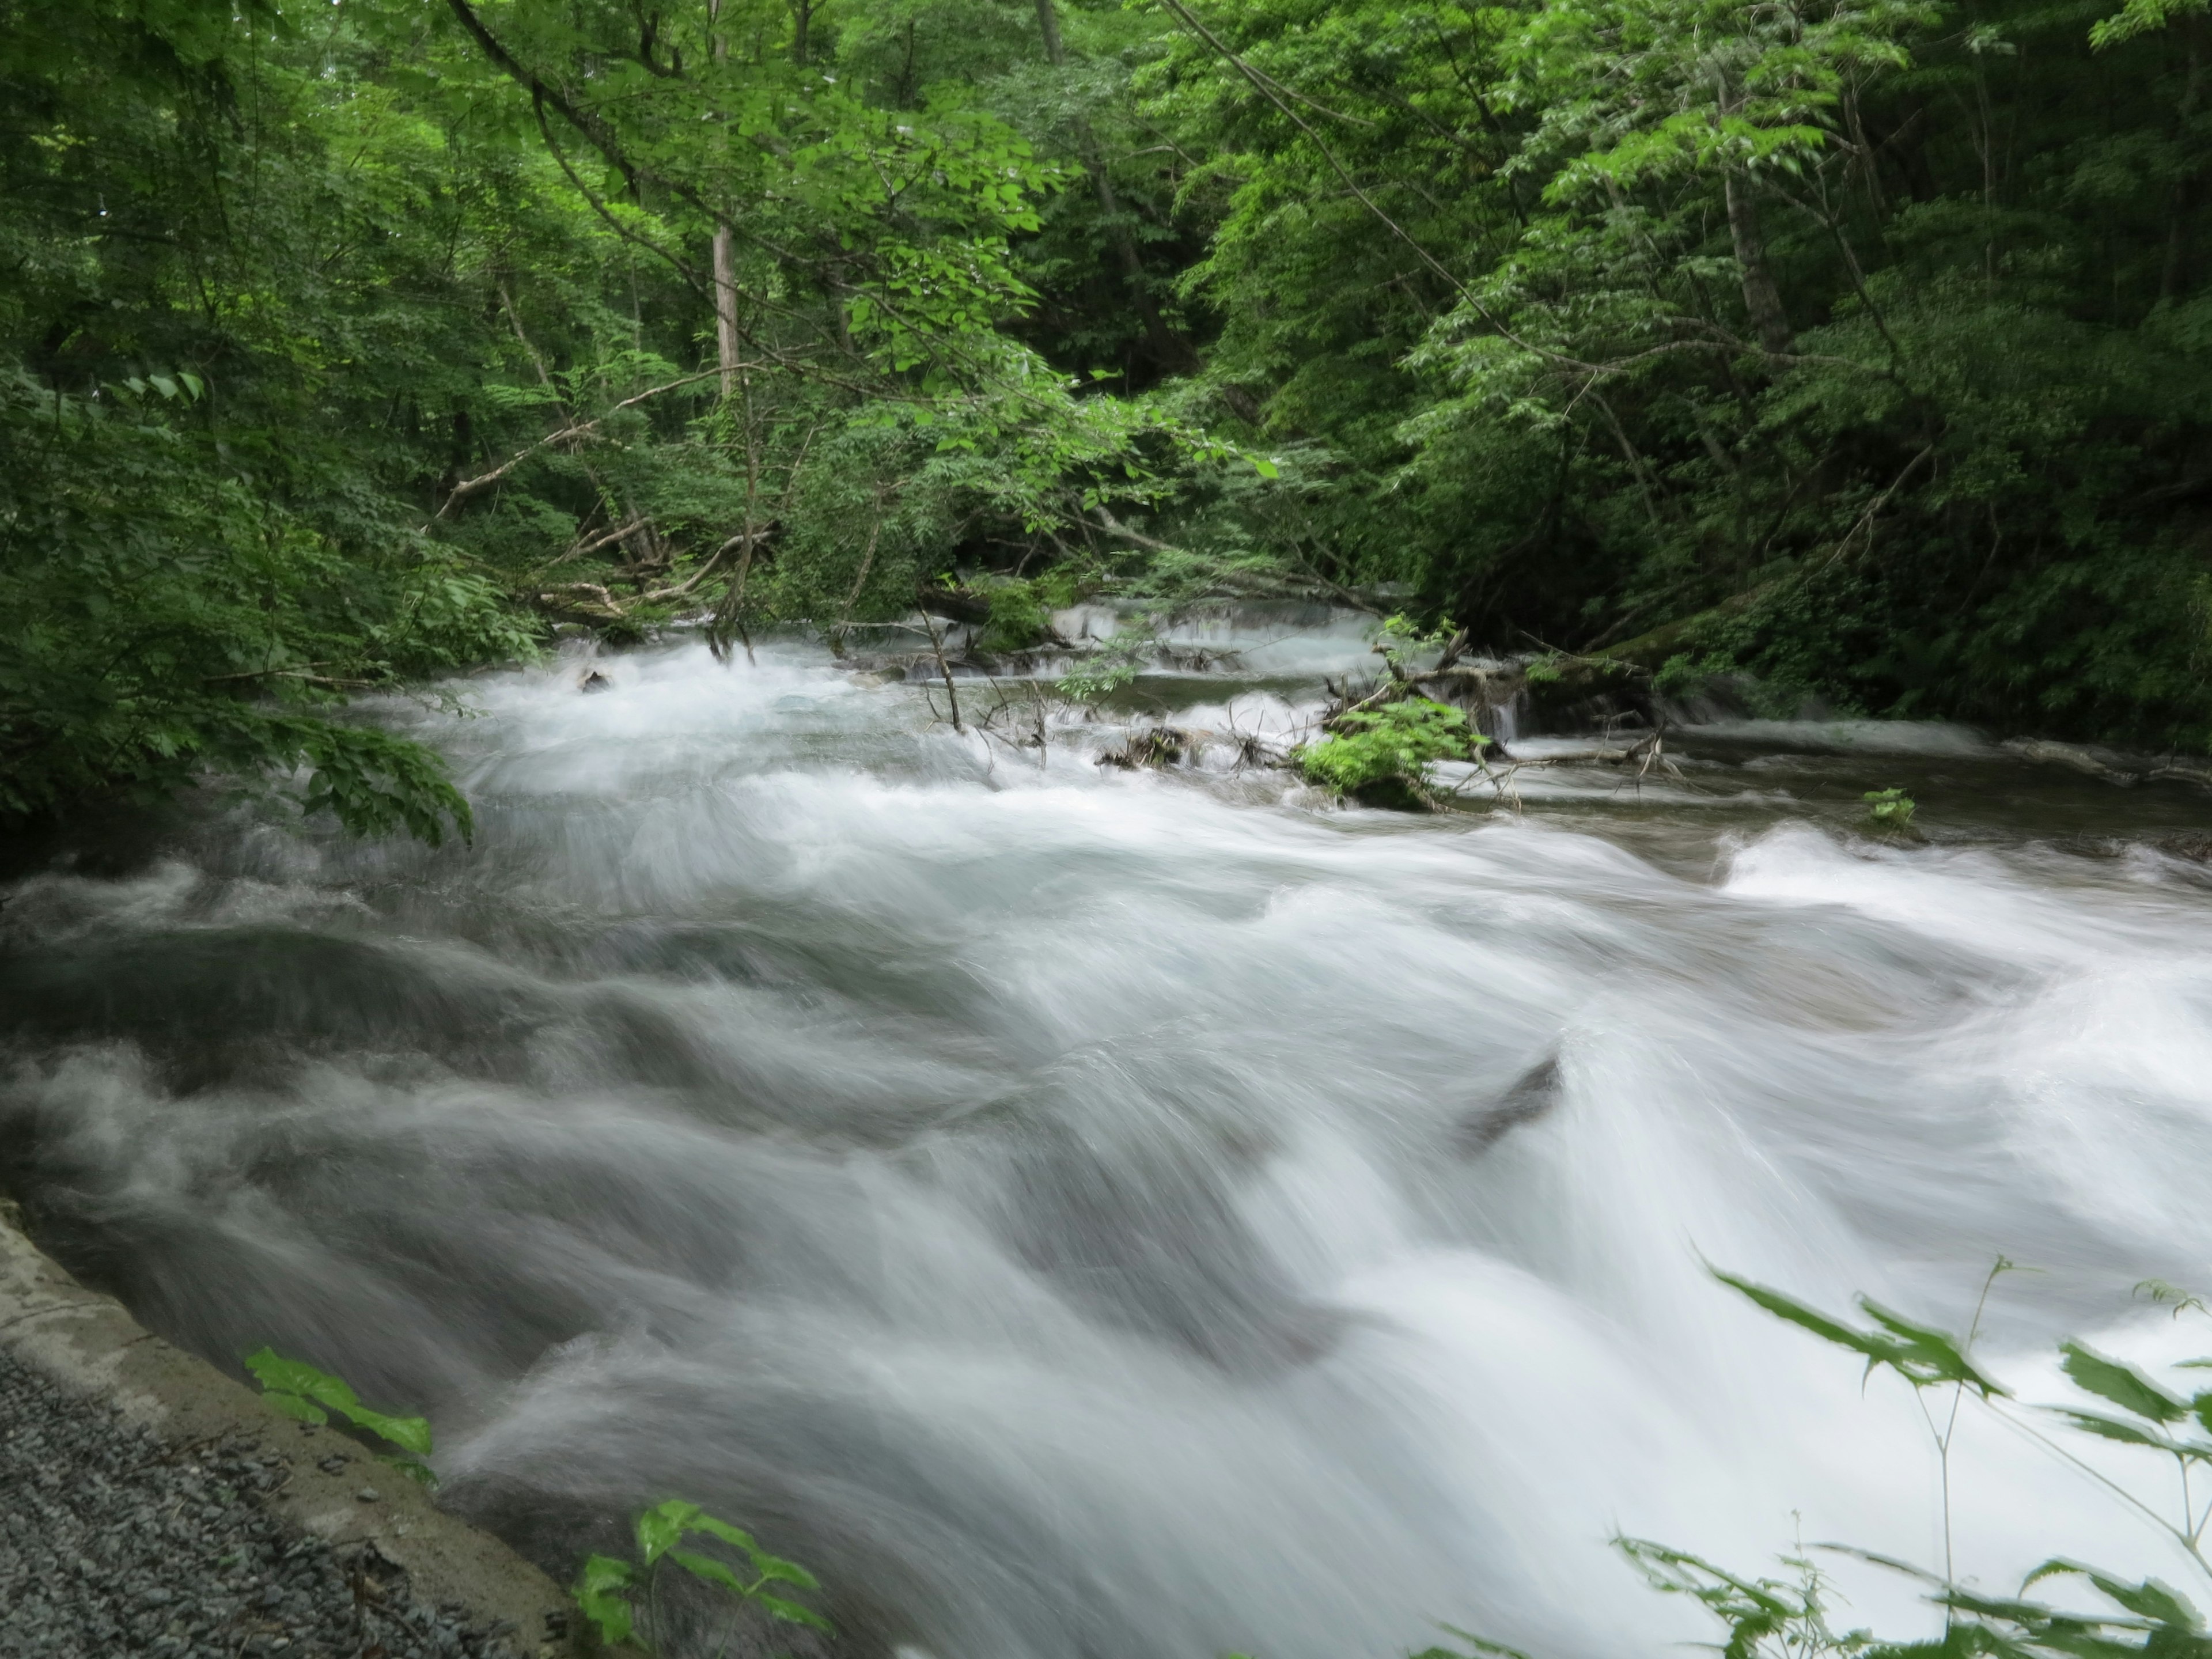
[1863,788,1918,829]
[573,1554,639,1649]
[1430,1271,2212,1659]
[1056,625,1153,701]
[1143,0,2212,751]
[1712,1270,2004,1396]
[244,1349,435,1486]
[0,0,1247,837]
[1694,1270,2212,1653]
[975,577,1058,653]
[1567,1535,2212,1659]
[12,0,2212,832]
[2090,0,2209,48]
[573,1498,831,1654]
[1297,698,1488,799]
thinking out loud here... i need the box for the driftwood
[916,585,994,626]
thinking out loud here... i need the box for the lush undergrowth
[6,0,2212,841]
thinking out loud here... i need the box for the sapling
[574,1498,831,1657]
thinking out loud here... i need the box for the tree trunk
[1724,171,1794,355]
[713,224,740,397]
[710,0,740,396]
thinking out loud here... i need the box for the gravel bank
[0,1346,528,1658]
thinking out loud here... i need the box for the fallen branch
[436,369,727,518]
[536,581,627,618]
[535,516,652,573]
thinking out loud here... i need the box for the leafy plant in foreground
[244,1348,435,1487]
[573,1498,831,1655]
[1417,1267,2212,1659]
[1639,1269,2212,1657]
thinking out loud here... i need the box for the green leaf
[577,1555,635,1595]
[1424,1626,1537,1659]
[245,1347,358,1409]
[1858,1299,2009,1397]
[2051,1409,2186,1451]
[244,1349,430,1455]
[1711,1274,2007,1397]
[685,1513,761,1555]
[755,1592,835,1633]
[342,1406,433,1458]
[669,1548,749,1597]
[2061,1342,2189,1423]
[745,1553,820,1592]
[376,1453,438,1488]
[2026,1559,2203,1629]
[260,1389,328,1426]
[1712,1272,1892,1359]
[2091,0,2211,50]
[572,1555,635,1647]
[2085,1572,2202,1629]
[637,1499,702,1565]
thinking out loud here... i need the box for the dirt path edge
[0,1203,585,1657]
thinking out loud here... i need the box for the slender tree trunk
[1724,171,1793,355]
[1033,0,1196,374]
[1032,0,1067,66]
[1714,74,1792,356]
[710,0,740,397]
[1843,79,1887,219]
[713,224,740,396]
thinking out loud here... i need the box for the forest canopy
[3,0,2210,838]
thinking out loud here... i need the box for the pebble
[0,1347,520,1657]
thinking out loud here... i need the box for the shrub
[1297,698,1488,804]
[574,1499,831,1654]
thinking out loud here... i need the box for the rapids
[6,616,2212,1658]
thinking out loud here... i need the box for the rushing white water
[7,626,2212,1658]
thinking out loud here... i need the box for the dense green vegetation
[4,0,2210,836]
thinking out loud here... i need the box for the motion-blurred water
[7,620,2212,1658]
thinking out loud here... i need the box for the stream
[7,611,2212,1658]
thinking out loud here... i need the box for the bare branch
[436,369,726,517]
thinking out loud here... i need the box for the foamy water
[5,630,2210,1657]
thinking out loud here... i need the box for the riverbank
[0,1210,578,1658]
